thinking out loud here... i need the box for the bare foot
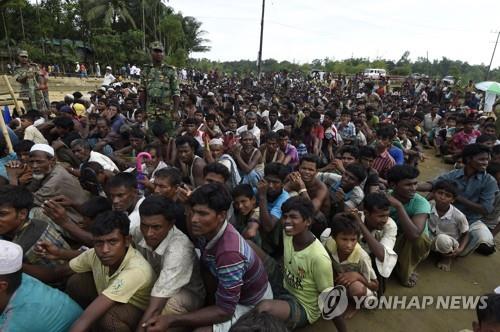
[403,272,419,288]
[342,304,358,319]
[437,257,452,272]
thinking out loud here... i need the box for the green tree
[86,0,136,28]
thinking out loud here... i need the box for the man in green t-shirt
[255,197,346,332]
[387,165,431,288]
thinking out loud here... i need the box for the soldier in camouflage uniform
[13,50,48,113]
[140,41,180,135]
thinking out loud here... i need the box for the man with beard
[7,144,87,227]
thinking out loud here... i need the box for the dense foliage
[0,0,210,68]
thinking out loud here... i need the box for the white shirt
[271,120,284,132]
[429,201,469,240]
[237,125,261,145]
[102,73,116,86]
[128,197,145,234]
[88,151,119,172]
[133,226,205,300]
[320,213,398,278]
[24,125,48,144]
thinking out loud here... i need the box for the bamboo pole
[2,75,22,115]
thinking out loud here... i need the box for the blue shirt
[389,146,405,165]
[268,190,290,219]
[0,274,82,332]
[434,169,498,224]
[0,152,16,180]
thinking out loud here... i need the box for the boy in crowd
[356,193,398,293]
[317,163,367,215]
[323,212,379,301]
[0,186,70,270]
[231,184,261,246]
[358,145,382,193]
[142,183,272,332]
[372,126,396,180]
[20,111,48,144]
[387,165,431,287]
[428,180,469,271]
[258,162,290,257]
[256,197,345,331]
[320,145,358,174]
[65,211,155,332]
[321,193,397,296]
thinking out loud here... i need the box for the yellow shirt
[283,233,333,324]
[69,246,154,310]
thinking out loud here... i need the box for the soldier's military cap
[150,41,164,52]
[18,50,28,57]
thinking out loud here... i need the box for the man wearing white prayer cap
[23,143,88,229]
[0,240,82,331]
[206,137,241,188]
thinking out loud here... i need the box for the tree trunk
[19,7,25,40]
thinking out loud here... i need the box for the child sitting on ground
[428,180,469,271]
[323,212,379,302]
[231,184,261,246]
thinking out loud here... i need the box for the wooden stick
[2,75,21,115]
[0,106,13,153]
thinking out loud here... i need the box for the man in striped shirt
[142,183,272,332]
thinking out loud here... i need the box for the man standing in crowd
[14,50,48,113]
[140,41,180,135]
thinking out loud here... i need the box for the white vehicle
[442,75,455,85]
[363,68,387,79]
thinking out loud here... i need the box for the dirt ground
[2,77,499,332]
[300,159,500,332]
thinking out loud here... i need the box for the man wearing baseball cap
[0,240,82,331]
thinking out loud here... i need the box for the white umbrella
[475,81,500,95]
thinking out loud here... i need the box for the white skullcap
[434,234,458,254]
[30,144,55,157]
[209,138,224,146]
[0,240,23,274]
